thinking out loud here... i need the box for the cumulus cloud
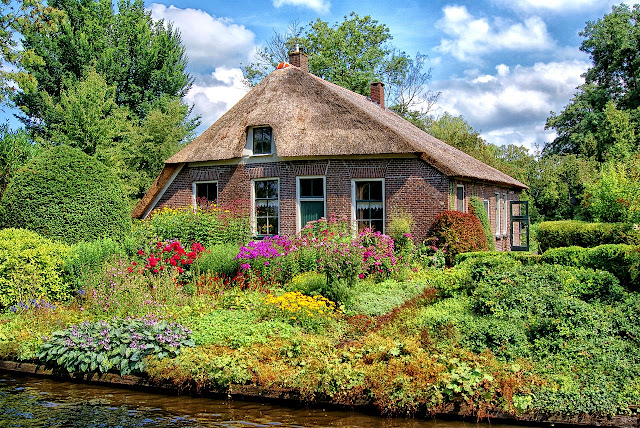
[148,4,256,72]
[496,0,617,12]
[435,5,555,63]
[432,60,589,150]
[272,0,330,13]
[186,67,249,134]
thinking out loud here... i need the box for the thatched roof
[167,66,526,189]
[133,66,527,218]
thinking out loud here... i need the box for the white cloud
[148,4,256,72]
[186,67,249,133]
[435,5,555,63]
[272,0,330,13]
[497,0,617,12]
[432,59,589,150]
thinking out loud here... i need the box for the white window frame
[351,178,385,234]
[502,193,508,236]
[483,199,490,220]
[247,126,274,156]
[456,185,465,212]
[495,193,501,237]
[251,177,280,237]
[296,176,326,232]
[192,180,218,208]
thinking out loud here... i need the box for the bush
[64,237,126,290]
[141,203,251,247]
[469,196,495,251]
[0,228,70,308]
[0,145,130,244]
[536,220,639,252]
[194,243,240,277]
[428,210,489,264]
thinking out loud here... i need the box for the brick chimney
[370,82,385,109]
[289,44,308,72]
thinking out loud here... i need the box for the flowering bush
[263,291,337,330]
[38,317,194,375]
[235,235,293,283]
[131,240,206,278]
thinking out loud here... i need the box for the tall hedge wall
[536,220,639,252]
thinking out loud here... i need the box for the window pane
[369,181,382,200]
[195,183,217,203]
[255,181,267,198]
[256,217,268,235]
[356,202,369,220]
[300,178,323,198]
[253,127,272,154]
[356,182,369,200]
[370,220,384,233]
[267,180,278,198]
[267,200,279,216]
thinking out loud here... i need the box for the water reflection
[0,372,528,427]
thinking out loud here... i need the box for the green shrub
[193,243,240,277]
[469,196,495,251]
[0,145,130,244]
[536,220,639,252]
[64,237,125,290]
[286,271,328,295]
[0,228,70,308]
[540,244,639,290]
[428,210,489,265]
[141,203,251,247]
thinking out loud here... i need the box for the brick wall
[155,157,452,242]
[450,179,521,251]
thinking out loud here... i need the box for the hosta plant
[37,317,194,376]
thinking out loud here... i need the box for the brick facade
[153,156,519,246]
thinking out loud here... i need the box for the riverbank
[2,360,637,428]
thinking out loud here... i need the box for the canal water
[0,372,532,427]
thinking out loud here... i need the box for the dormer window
[252,126,273,155]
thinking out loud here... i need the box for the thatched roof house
[134,50,526,247]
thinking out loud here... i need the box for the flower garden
[1,203,640,423]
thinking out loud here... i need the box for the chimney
[370,82,385,109]
[289,44,308,72]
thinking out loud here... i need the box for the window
[353,179,384,233]
[456,185,465,211]
[495,193,501,236]
[252,127,272,155]
[253,179,279,236]
[297,177,325,230]
[193,181,217,207]
[483,199,490,219]
[502,193,508,235]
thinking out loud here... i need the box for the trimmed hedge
[0,145,130,244]
[536,220,639,252]
[469,196,495,251]
[0,228,71,308]
[428,210,489,264]
[540,244,640,290]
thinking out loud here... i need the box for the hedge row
[536,220,639,252]
[455,245,640,291]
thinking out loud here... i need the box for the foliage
[0,0,65,104]
[536,220,639,252]
[0,125,40,198]
[584,159,640,223]
[428,210,489,264]
[193,243,240,278]
[37,317,194,375]
[140,203,251,247]
[242,14,439,116]
[0,228,70,308]
[344,278,427,316]
[286,271,328,296]
[63,237,126,291]
[469,196,495,251]
[186,310,296,348]
[545,4,640,163]
[0,145,131,244]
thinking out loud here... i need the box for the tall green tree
[0,124,40,199]
[545,4,640,162]
[243,14,439,115]
[0,0,65,104]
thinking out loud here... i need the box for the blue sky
[4,0,632,151]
